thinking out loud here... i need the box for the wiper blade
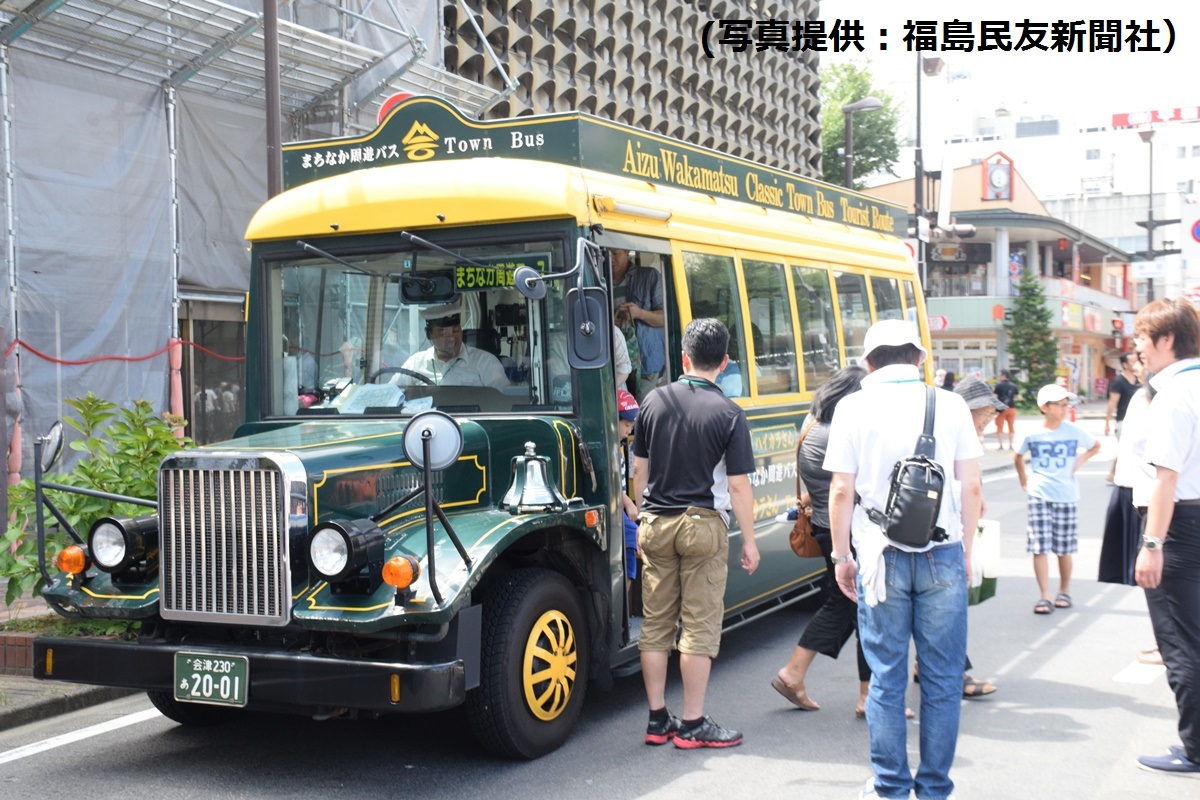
[399,231,494,270]
[296,241,373,276]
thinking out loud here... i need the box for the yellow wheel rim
[522,609,577,721]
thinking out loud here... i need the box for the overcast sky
[816,0,1198,129]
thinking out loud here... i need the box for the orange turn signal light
[56,545,91,575]
[584,509,600,527]
[382,554,420,590]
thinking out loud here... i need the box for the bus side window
[792,264,840,390]
[902,279,920,324]
[742,258,797,395]
[682,251,745,397]
[871,276,904,321]
[834,271,871,364]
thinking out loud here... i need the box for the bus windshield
[265,236,572,416]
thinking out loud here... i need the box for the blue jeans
[858,543,967,800]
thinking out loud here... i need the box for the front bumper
[33,637,466,714]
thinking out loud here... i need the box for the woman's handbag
[968,519,1001,605]
[789,420,822,559]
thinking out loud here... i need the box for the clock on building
[983,155,1013,201]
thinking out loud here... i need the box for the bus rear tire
[466,568,590,759]
[147,690,239,726]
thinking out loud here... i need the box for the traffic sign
[928,315,949,332]
[1184,195,1200,261]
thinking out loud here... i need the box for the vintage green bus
[32,96,929,758]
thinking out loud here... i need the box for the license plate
[174,652,249,707]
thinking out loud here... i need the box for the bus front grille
[159,466,290,626]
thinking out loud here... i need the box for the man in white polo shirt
[824,320,982,800]
[1132,297,1200,778]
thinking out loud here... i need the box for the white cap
[862,320,928,365]
[420,302,462,325]
[1036,383,1076,407]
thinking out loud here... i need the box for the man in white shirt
[824,320,982,800]
[396,302,509,390]
[1132,297,1200,778]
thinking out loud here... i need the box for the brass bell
[502,442,569,513]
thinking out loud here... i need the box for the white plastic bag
[969,519,1001,605]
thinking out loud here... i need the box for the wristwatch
[1142,536,1165,551]
[831,553,854,565]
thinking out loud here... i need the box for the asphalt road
[0,438,1183,799]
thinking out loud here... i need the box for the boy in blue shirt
[1014,384,1101,615]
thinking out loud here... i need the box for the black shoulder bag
[861,386,948,548]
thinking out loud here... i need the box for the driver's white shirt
[395,345,509,389]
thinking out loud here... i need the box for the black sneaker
[673,716,743,749]
[644,710,682,745]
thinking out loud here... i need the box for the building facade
[867,161,1134,399]
[444,0,822,174]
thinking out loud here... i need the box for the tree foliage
[1,394,190,606]
[1005,267,1059,404]
[820,63,900,188]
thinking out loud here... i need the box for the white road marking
[991,612,1083,678]
[0,708,161,765]
[1112,661,1166,684]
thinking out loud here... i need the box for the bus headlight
[87,515,158,576]
[308,519,385,593]
[90,522,126,569]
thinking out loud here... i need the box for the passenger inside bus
[392,302,511,389]
[610,249,667,401]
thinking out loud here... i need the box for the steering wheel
[370,366,435,385]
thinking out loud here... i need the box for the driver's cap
[421,302,462,328]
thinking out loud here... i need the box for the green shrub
[2,394,191,607]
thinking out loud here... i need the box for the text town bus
[32,96,931,758]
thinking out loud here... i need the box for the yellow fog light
[382,554,420,590]
[56,545,91,575]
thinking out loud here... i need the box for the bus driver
[394,302,510,389]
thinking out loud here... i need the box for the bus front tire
[466,568,590,759]
[147,690,240,726]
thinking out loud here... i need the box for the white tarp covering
[12,52,174,441]
[178,91,268,292]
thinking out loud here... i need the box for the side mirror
[566,287,610,370]
[513,265,546,300]
[39,421,65,472]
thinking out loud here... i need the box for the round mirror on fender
[402,410,463,473]
[512,265,547,300]
[40,420,65,472]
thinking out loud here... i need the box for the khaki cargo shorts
[637,507,729,658]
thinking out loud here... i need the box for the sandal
[772,676,820,711]
[1054,593,1073,609]
[855,705,915,719]
[963,674,997,699]
[1034,599,1054,615]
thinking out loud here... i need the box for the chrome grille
[159,463,291,626]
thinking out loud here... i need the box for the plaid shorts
[1026,497,1078,555]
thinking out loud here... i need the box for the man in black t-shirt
[632,318,759,749]
[993,370,1020,450]
[1105,352,1143,482]
[1105,352,1142,437]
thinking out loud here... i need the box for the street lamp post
[842,96,883,189]
[1139,129,1156,302]
[914,56,945,294]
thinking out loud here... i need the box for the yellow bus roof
[245,157,911,273]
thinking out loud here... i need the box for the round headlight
[90,521,128,570]
[310,527,349,579]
